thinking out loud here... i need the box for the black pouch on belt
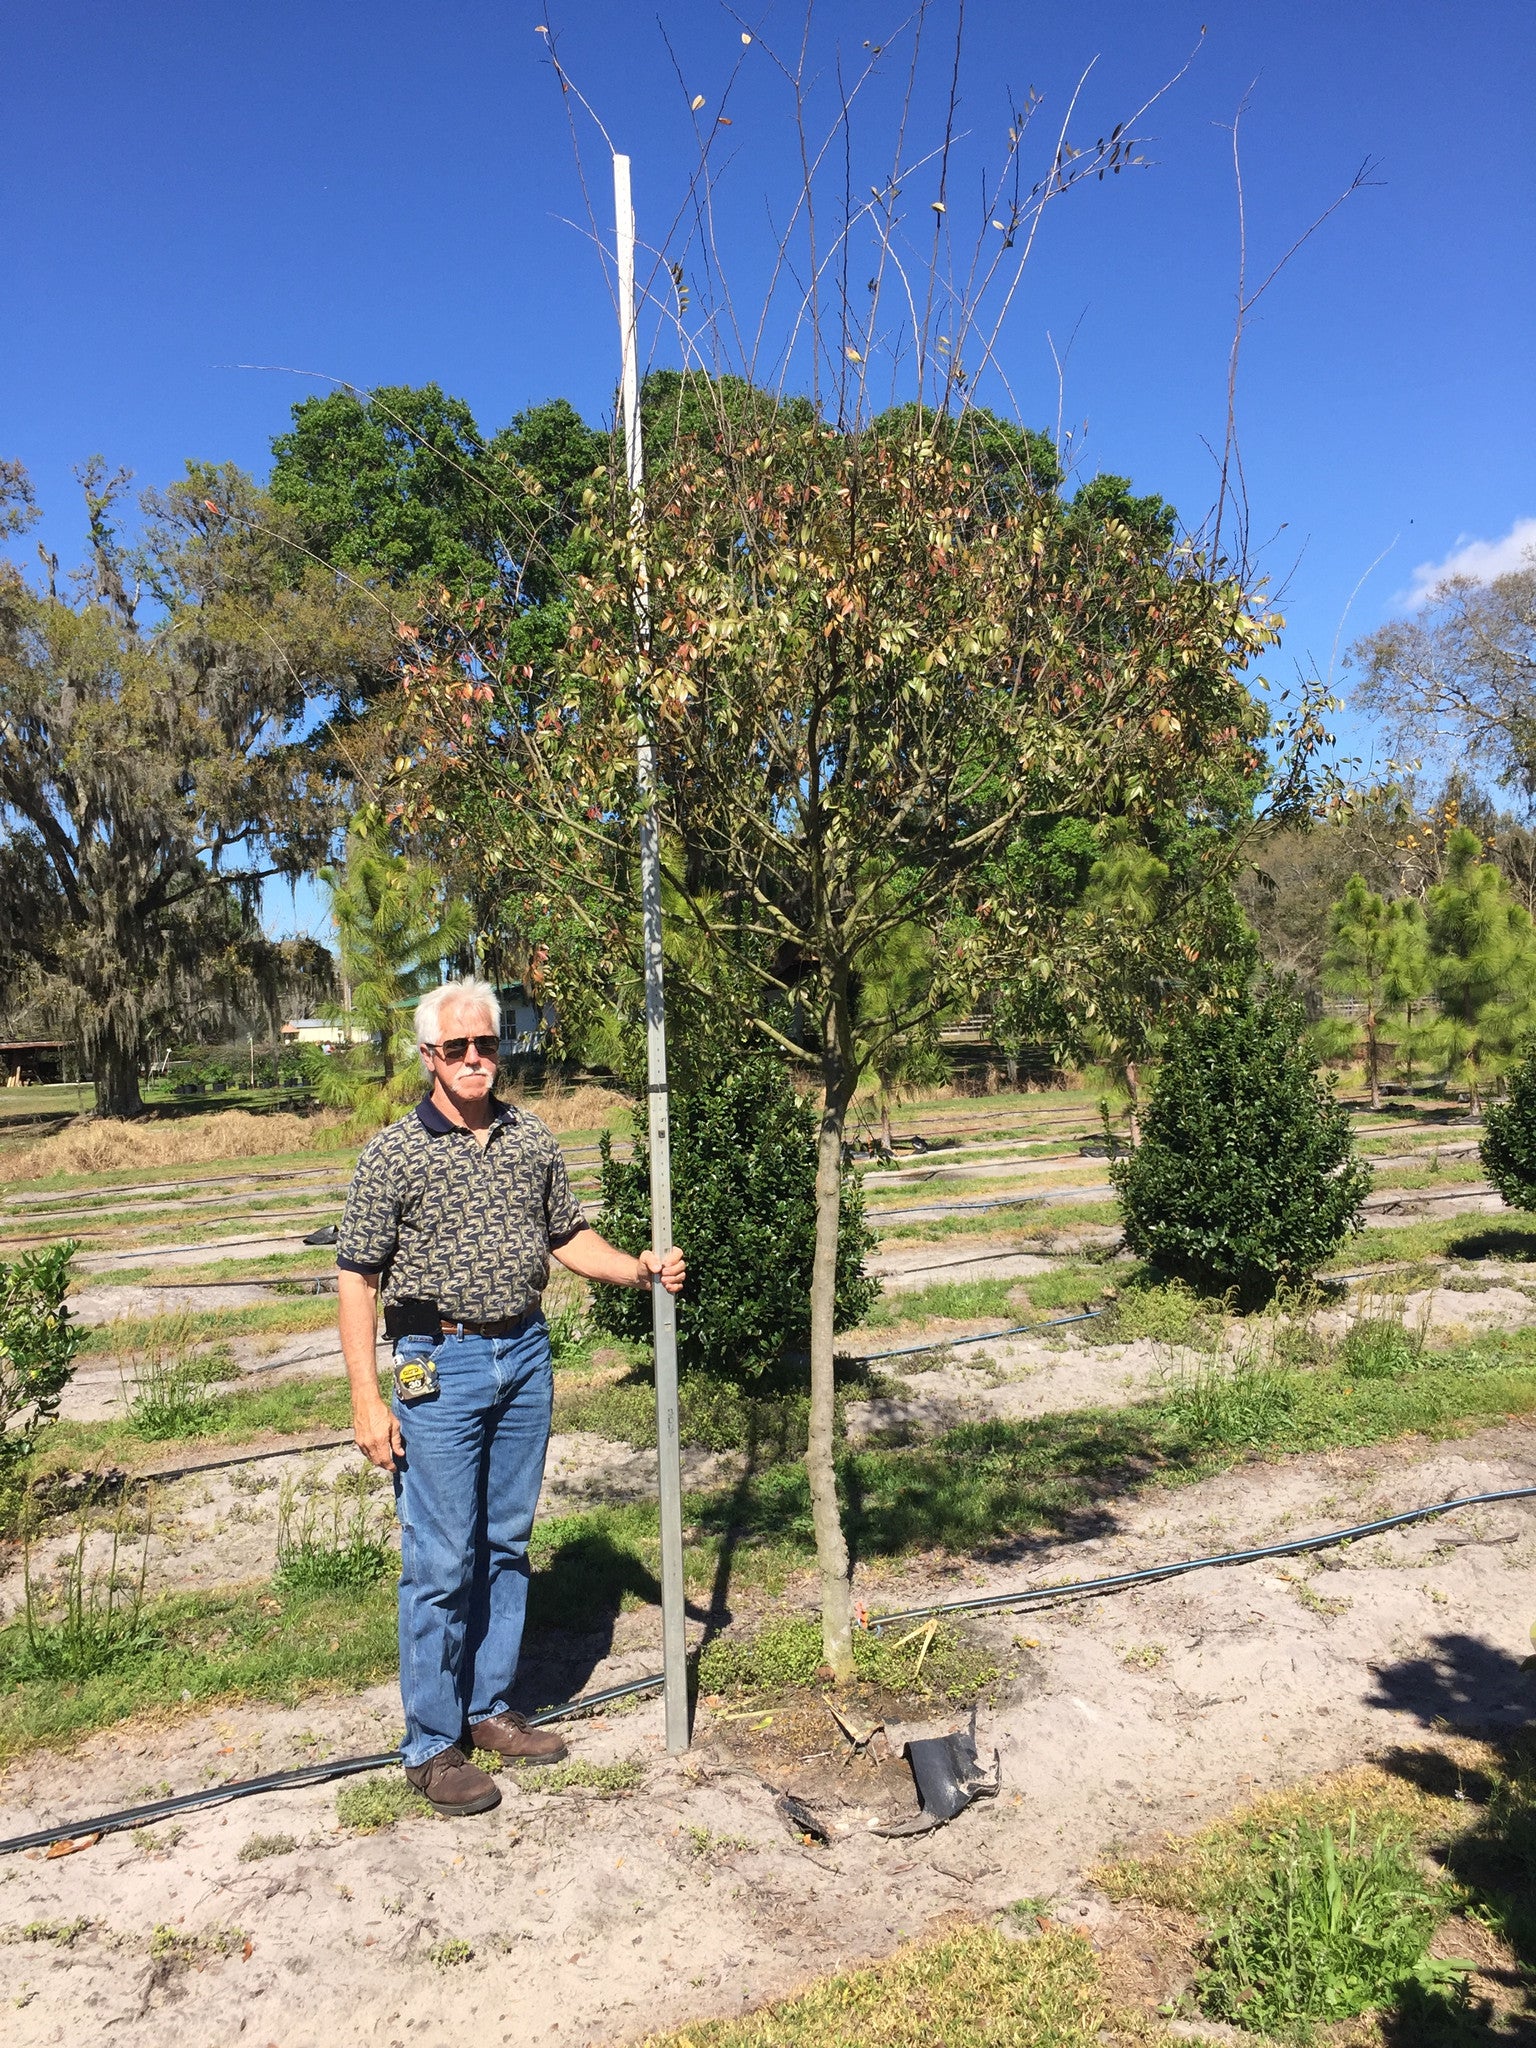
[383,1297,442,1341]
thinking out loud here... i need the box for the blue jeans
[390,1320,553,1768]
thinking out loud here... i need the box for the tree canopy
[397,389,1282,1672]
[270,383,605,610]
[0,460,385,1114]
[1353,554,1536,798]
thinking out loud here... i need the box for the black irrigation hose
[866,1484,1536,1632]
[0,1673,664,1858]
[855,1309,1107,1363]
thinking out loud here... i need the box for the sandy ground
[1,1422,1533,2046]
[0,1428,742,1623]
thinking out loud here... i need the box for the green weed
[131,1824,184,1851]
[516,1758,642,1794]
[335,1775,430,1831]
[237,1831,297,1861]
[1340,1303,1429,1379]
[16,1917,88,1945]
[1082,1276,1213,1347]
[1198,1816,1458,2034]
[123,1324,230,1438]
[1164,1349,1303,1450]
[429,1937,474,1968]
[697,1613,997,1703]
[149,1923,246,1964]
[6,1509,153,1683]
[274,1469,392,1594]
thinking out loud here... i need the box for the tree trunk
[809,1057,855,1683]
[92,1033,144,1119]
[879,1094,894,1156]
[1366,1012,1381,1112]
[1124,1061,1141,1149]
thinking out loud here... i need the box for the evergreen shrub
[0,1244,82,1476]
[590,1054,879,1381]
[1112,986,1372,1306]
[1480,1041,1536,1210]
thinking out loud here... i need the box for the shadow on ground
[1371,1636,1536,2042]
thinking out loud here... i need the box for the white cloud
[1405,516,1536,607]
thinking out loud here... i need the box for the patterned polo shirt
[336,1095,588,1322]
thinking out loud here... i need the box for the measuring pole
[613,152,689,1754]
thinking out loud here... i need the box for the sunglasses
[423,1035,502,1063]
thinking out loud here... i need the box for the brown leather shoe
[404,1744,501,1815]
[469,1711,568,1766]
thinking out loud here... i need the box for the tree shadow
[1447,1225,1536,1265]
[1368,1637,1536,2043]
[1366,1634,1535,1734]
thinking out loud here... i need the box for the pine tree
[1424,827,1536,1110]
[318,819,471,1130]
[1322,874,1430,1110]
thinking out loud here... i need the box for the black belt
[383,1296,534,1342]
[438,1314,530,1339]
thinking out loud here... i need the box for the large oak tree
[0,461,386,1116]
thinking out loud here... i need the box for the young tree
[1113,984,1372,1305]
[855,923,951,1155]
[1322,874,1431,1110]
[1067,832,1255,1144]
[389,15,1348,1675]
[403,404,1279,1674]
[318,819,470,1131]
[0,463,381,1115]
[1424,826,1536,1110]
[592,1053,878,1379]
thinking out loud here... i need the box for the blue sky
[4,2,1533,939]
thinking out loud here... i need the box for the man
[337,978,685,1817]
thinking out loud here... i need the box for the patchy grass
[873,1200,1118,1244]
[1095,1755,1534,2041]
[638,1923,1106,2047]
[861,1278,1023,1330]
[8,1324,1536,1764]
[697,1613,997,1704]
[1325,1211,1536,1272]
[136,1250,337,1286]
[0,1576,401,1766]
[514,1757,643,1794]
[76,1298,339,1357]
[32,1371,370,1477]
[555,1373,805,1457]
[1014,1263,1116,1314]
[335,1775,430,1832]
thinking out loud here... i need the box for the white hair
[415,979,501,1051]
